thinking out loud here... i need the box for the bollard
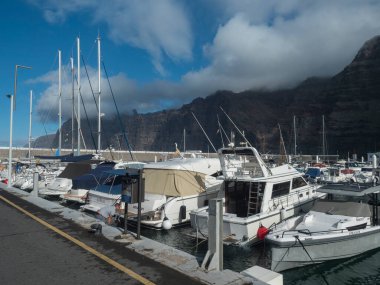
[201,198,223,271]
[31,172,39,196]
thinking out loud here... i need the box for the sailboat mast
[293,115,297,155]
[97,34,101,153]
[77,37,81,156]
[58,50,62,155]
[28,90,33,159]
[71,57,75,154]
[183,128,186,152]
[322,115,325,158]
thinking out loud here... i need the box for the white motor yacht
[189,146,323,246]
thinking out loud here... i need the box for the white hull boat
[266,183,380,272]
[190,146,324,246]
[63,161,145,204]
[82,156,223,230]
[39,162,93,197]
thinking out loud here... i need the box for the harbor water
[140,226,380,285]
[57,200,380,284]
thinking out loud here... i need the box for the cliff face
[45,36,380,157]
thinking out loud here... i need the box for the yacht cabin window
[271,181,290,199]
[292,177,307,189]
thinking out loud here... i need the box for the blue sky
[1,0,380,146]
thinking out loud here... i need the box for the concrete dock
[0,183,278,285]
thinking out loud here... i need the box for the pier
[0,182,278,285]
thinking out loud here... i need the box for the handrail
[280,226,371,238]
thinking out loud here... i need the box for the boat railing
[280,226,371,238]
[268,187,317,210]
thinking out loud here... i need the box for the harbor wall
[0,147,218,163]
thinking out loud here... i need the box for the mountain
[43,36,380,157]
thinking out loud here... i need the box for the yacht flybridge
[189,146,323,246]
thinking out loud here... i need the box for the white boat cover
[311,200,371,217]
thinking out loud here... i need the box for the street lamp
[14,65,32,109]
[7,64,32,187]
[6,94,14,187]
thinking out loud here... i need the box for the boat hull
[270,226,380,272]
[190,196,321,246]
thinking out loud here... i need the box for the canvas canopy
[142,168,206,197]
[58,162,93,179]
[311,200,371,217]
[72,162,116,190]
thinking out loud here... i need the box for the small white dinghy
[266,183,380,272]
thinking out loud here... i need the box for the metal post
[9,64,32,186]
[201,198,223,271]
[77,37,81,156]
[293,115,297,155]
[7,94,14,187]
[124,202,128,234]
[71,57,75,154]
[28,90,33,159]
[58,50,62,155]
[31,172,39,196]
[137,170,142,239]
[97,34,102,152]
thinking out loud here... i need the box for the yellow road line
[0,194,155,285]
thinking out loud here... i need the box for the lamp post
[6,94,14,187]
[8,64,32,187]
[14,65,32,109]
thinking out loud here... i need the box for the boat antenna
[191,112,217,153]
[278,123,288,164]
[217,114,231,148]
[219,106,253,147]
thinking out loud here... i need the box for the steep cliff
[43,36,380,157]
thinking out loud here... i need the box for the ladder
[247,183,260,216]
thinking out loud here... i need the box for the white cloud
[182,1,380,93]
[28,0,192,75]
[30,0,380,121]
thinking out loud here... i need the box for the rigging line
[72,106,87,150]
[39,95,60,153]
[74,74,98,152]
[217,114,225,148]
[102,60,135,161]
[295,236,330,285]
[81,54,99,112]
[85,39,96,64]
[219,106,253,147]
[191,112,217,153]
[217,114,231,147]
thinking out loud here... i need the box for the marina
[2,2,380,284]
[1,145,380,285]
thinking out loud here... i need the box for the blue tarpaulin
[71,162,116,190]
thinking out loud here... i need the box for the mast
[97,33,102,153]
[278,123,288,163]
[58,50,62,155]
[77,37,81,156]
[293,115,297,155]
[183,128,186,153]
[28,90,33,159]
[71,57,75,154]
[322,115,325,158]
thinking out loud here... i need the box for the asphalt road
[0,190,202,285]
